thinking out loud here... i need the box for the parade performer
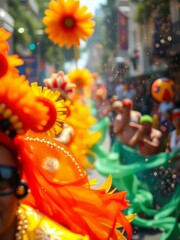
[0,28,86,240]
[93,99,180,240]
[0,26,135,240]
[95,121,180,240]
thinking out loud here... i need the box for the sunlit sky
[82,0,106,13]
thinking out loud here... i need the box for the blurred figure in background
[166,108,180,161]
[140,83,154,115]
[122,83,135,101]
[113,98,142,148]
[109,100,123,148]
[159,109,174,149]
[138,115,163,156]
[94,86,108,119]
[115,80,124,100]
[165,108,180,196]
[133,84,145,113]
[158,99,174,126]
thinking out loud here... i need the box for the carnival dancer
[95,110,180,240]
[0,28,88,240]
[0,143,89,240]
[0,26,135,240]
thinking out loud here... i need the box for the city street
[0,0,179,239]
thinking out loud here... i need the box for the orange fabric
[15,133,132,240]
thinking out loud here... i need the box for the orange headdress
[0,28,66,152]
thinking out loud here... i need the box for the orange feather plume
[15,132,134,240]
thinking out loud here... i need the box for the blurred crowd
[92,77,180,207]
[92,78,180,155]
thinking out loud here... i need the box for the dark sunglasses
[0,165,20,196]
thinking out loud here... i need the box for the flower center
[64,17,75,28]
[76,79,82,86]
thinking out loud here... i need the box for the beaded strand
[15,208,28,240]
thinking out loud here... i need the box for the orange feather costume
[0,27,135,239]
[15,132,134,240]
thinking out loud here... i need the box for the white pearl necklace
[15,208,28,240]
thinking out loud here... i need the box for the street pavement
[87,132,163,240]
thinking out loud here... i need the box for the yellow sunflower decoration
[43,0,95,49]
[31,83,67,137]
[67,68,92,89]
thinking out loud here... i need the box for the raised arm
[113,114,126,134]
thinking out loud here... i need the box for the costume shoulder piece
[19,204,89,240]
